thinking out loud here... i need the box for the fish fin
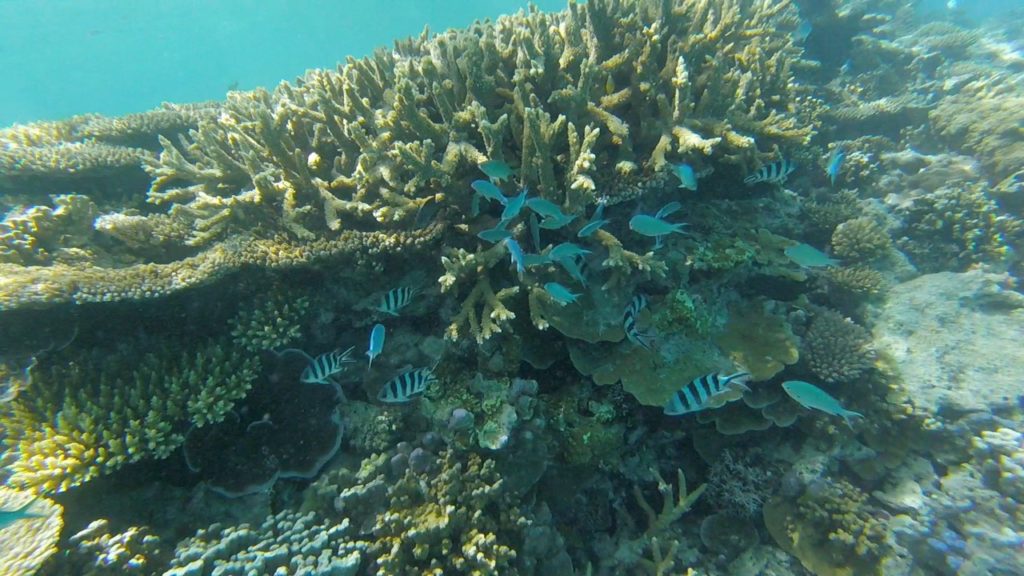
[841,410,865,430]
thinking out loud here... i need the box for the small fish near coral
[623,294,655,351]
[378,367,438,403]
[477,226,513,243]
[782,380,864,428]
[478,159,515,183]
[743,159,796,186]
[784,243,840,268]
[366,323,386,369]
[826,146,846,186]
[501,187,529,221]
[673,163,699,191]
[578,200,609,238]
[471,179,508,206]
[301,347,355,384]
[544,282,580,306]
[0,500,44,529]
[629,214,688,237]
[504,238,526,278]
[375,286,418,316]
[663,372,751,416]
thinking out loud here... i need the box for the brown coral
[830,217,892,262]
[801,308,874,384]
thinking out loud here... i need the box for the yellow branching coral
[0,339,257,493]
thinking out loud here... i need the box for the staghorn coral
[57,519,165,576]
[830,217,892,263]
[0,338,257,493]
[229,292,310,352]
[0,486,63,576]
[801,308,874,385]
[0,194,98,266]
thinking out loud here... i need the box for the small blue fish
[784,243,839,268]
[505,238,526,277]
[629,214,687,237]
[376,286,418,316]
[501,187,529,221]
[744,160,796,185]
[478,227,513,243]
[539,213,576,230]
[655,201,682,219]
[0,500,44,530]
[479,159,515,183]
[378,367,438,403]
[664,372,751,416]
[578,217,609,237]
[522,253,550,267]
[826,147,846,186]
[366,324,386,369]
[548,242,591,261]
[525,197,568,220]
[471,180,508,205]
[623,295,654,351]
[794,19,813,43]
[544,282,580,306]
[470,193,481,217]
[673,163,698,191]
[782,380,864,428]
[301,347,355,384]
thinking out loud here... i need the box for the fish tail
[841,410,865,429]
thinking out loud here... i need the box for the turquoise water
[1,1,1023,575]
[0,0,563,126]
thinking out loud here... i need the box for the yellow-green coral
[0,339,257,493]
[830,217,892,263]
[229,293,310,352]
[0,486,63,576]
[715,300,799,381]
[801,308,874,384]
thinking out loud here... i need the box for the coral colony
[1,1,1023,575]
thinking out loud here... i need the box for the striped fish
[743,160,796,185]
[623,295,654,351]
[301,347,355,384]
[375,286,418,316]
[378,367,438,403]
[663,372,751,416]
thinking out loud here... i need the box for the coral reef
[800,307,874,385]
[830,217,892,263]
[0,486,63,576]
[56,519,165,576]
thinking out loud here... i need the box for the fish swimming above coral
[744,159,796,185]
[301,347,355,384]
[478,159,515,183]
[366,324,386,370]
[375,286,418,316]
[623,294,654,351]
[548,242,591,261]
[629,214,688,237]
[544,282,580,306]
[673,163,698,191]
[501,187,529,221]
[378,367,438,403]
[827,146,846,186]
[539,212,577,230]
[471,180,508,206]
[782,380,864,428]
[477,226,513,243]
[784,243,840,267]
[578,201,609,238]
[504,238,526,278]
[525,197,569,221]
[0,500,44,529]
[663,372,751,416]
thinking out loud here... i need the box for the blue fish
[376,286,418,316]
[664,372,751,416]
[504,238,526,278]
[522,253,550,267]
[378,367,438,403]
[478,227,513,243]
[782,380,864,428]
[471,180,508,205]
[784,243,839,268]
[366,324,386,369]
[744,160,796,185]
[673,163,698,191]
[525,197,568,220]
[0,500,44,530]
[301,347,355,384]
[544,282,580,306]
[557,254,588,287]
[655,201,682,219]
[623,295,654,351]
[827,147,846,186]
[794,19,813,43]
[579,200,608,238]
[501,187,529,221]
[629,214,687,237]
[548,242,591,261]
[478,159,515,183]
[539,213,576,230]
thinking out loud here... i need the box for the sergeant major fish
[366,324,386,370]
[623,295,654,351]
[301,347,355,384]
[782,380,864,428]
[376,286,418,316]
[743,160,796,185]
[664,372,751,416]
[378,367,438,403]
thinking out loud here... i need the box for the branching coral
[61,519,165,576]
[0,194,98,266]
[801,308,874,385]
[0,486,63,576]
[0,338,257,493]
[830,217,892,262]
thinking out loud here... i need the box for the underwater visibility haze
[1,0,1023,575]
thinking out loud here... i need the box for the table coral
[714,299,799,381]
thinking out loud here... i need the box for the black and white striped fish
[623,295,654,351]
[663,372,750,416]
[375,286,418,316]
[301,347,355,384]
[743,160,796,185]
[378,367,438,403]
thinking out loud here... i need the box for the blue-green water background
[0,0,562,127]
[1,0,1020,128]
